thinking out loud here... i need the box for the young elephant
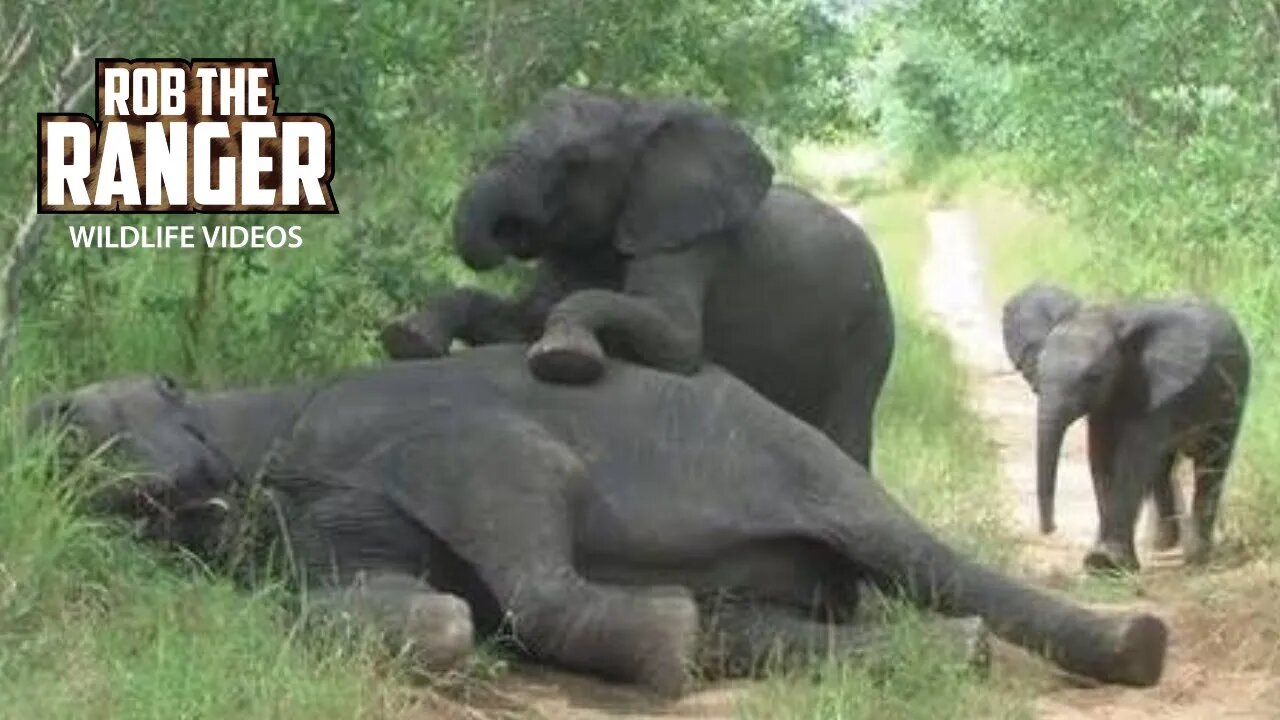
[381,87,894,469]
[1002,282,1251,572]
[31,347,1167,695]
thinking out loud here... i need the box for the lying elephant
[30,346,1166,694]
[382,88,894,469]
[1003,282,1251,572]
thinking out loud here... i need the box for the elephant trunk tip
[457,239,507,272]
[1039,506,1057,536]
[452,171,514,272]
[1035,402,1072,540]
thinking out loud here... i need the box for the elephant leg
[819,313,894,469]
[527,247,714,384]
[479,557,698,695]
[304,571,474,671]
[381,287,548,359]
[696,596,989,679]
[1085,414,1122,562]
[401,424,699,696]
[1085,418,1170,574]
[1147,453,1181,551]
[382,260,580,360]
[806,478,1167,687]
[1185,423,1240,564]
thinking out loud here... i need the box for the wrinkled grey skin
[382,88,894,469]
[30,347,1167,694]
[1002,282,1251,573]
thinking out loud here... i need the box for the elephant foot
[1100,612,1168,687]
[934,617,992,675]
[1084,543,1140,575]
[1151,520,1181,551]
[306,576,475,672]
[1182,535,1212,566]
[633,590,699,697]
[381,314,450,360]
[527,322,606,385]
[401,593,477,671]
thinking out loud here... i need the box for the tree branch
[0,5,109,378]
[0,6,34,96]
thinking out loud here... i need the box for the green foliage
[4,0,862,393]
[844,13,1016,178]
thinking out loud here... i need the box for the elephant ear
[1119,304,1211,411]
[616,102,774,255]
[1001,283,1082,390]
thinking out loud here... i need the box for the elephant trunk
[452,169,513,271]
[1036,396,1074,535]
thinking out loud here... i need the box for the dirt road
[921,206,1280,719]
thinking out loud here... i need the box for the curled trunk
[452,169,513,271]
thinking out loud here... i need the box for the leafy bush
[4,0,862,392]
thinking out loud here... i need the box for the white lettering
[45,122,92,206]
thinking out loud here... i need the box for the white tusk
[204,497,230,511]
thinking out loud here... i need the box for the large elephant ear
[1001,282,1082,390]
[616,102,774,255]
[1119,304,1211,410]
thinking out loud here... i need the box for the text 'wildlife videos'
[67,224,304,249]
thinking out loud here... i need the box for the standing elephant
[1002,282,1251,572]
[381,88,893,468]
[31,346,1167,695]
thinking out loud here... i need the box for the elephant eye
[155,375,184,400]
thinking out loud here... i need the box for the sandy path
[920,209,1098,569]
[920,207,1280,719]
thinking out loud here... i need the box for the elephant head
[1001,282,1083,389]
[27,375,240,555]
[1003,285,1210,535]
[452,88,774,270]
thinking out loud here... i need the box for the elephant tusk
[204,497,230,512]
